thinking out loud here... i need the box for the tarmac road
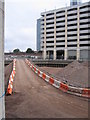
[5,59,88,118]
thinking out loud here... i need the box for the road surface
[5,60,88,118]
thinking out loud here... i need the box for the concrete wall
[0,1,5,119]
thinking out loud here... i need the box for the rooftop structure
[70,0,82,6]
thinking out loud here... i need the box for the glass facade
[37,19,41,51]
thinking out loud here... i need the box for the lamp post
[0,0,5,119]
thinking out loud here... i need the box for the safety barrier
[25,59,90,98]
[6,59,16,95]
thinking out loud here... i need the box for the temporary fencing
[6,59,16,95]
[25,59,90,98]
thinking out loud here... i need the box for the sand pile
[56,61,88,88]
[40,61,89,88]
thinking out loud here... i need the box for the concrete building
[37,19,41,51]
[70,0,82,6]
[40,1,90,60]
[0,1,5,119]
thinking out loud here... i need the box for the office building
[40,1,90,60]
[37,19,41,51]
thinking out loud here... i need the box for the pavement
[5,60,88,118]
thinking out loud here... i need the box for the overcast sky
[5,0,89,52]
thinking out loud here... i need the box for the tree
[13,48,20,53]
[26,48,34,53]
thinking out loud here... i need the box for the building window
[46,17,54,20]
[56,25,65,28]
[56,30,65,33]
[46,22,54,25]
[80,16,90,20]
[46,27,54,29]
[46,13,54,16]
[67,8,77,12]
[80,44,90,47]
[80,5,90,9]
[80,11,90,14]
[80,27,90,30]
[67,13,77,17]
[67,18,77,22]
[67,44,77,47]
[46,46,54,48]
[56,45,65,47]
[56,10,65,14]
[80,38,90,41]
[56,40,65,43]
[46,41,54,43]
[56,35,65,38]
[67,23,77,27]
[56,20,65,23]
[67,28,77,31]
[80,22,90,25]
[46,31,54,34]
[46,36,54,39]
[67,34,77,37]
[67,39,77,42]
[56,15,65,19]
[80,33,90,36]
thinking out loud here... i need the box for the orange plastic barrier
[13,70,15,75]
[6,59,16,95]
[42,73,46,80]
[7,84,12,95]
[60,83,69,92]
[38,70,40,75]
[34,67,36,72]
[49,77,54,85]
[32,65,33,69]
[82,88,90,98]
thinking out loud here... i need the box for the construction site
[4,58,89,118]
[0,0,90,119]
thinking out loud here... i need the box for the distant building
[70,0,82,6]
[37,19,41,51]
[40,1,90,60]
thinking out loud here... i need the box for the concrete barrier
[25,59,90,98]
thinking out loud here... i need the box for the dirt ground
[40,61,89,88]
[5,62,13,92]
[5,60,88,118]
